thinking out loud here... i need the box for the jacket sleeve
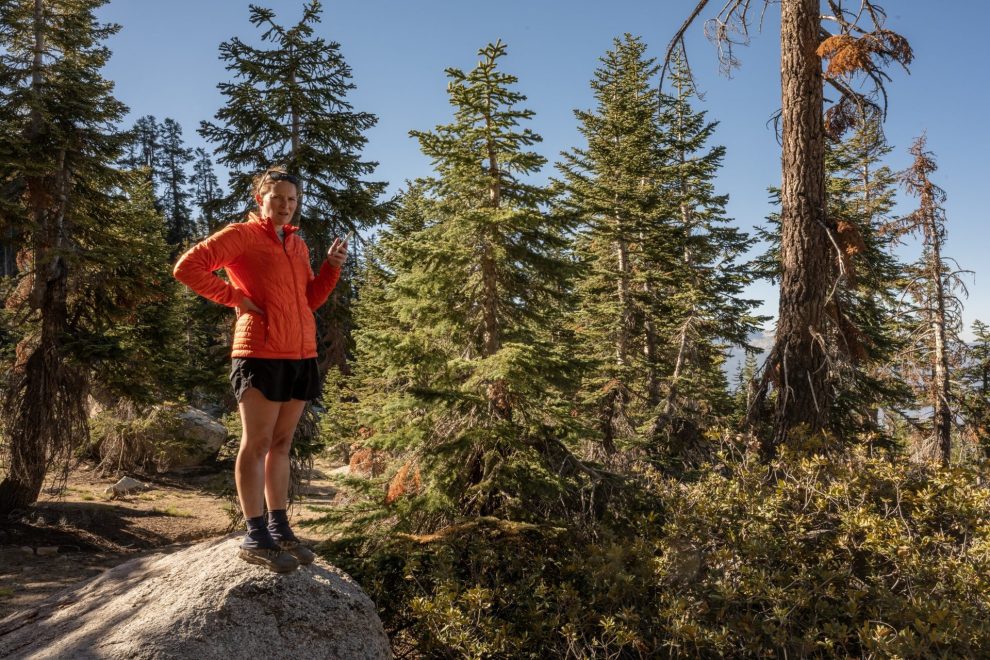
[173,224,248,308]
[305,244,341,310]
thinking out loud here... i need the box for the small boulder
[104,476,146,497]
[0,535,391,659]
[169,406,228,468]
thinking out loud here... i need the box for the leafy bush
[329,516,660,658]
[330,444,990,658]
[88,404,206,474]
[652,445,990,657]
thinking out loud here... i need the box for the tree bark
[767,0,833,451]
[929,220,951,464]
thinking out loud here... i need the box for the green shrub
[330,516,660,658]
[88,404,203,474]
[652,446,990,657]
[331,445,990,658]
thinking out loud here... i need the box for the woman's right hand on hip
[239,297,264,315]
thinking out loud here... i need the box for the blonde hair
[251,166,300,199]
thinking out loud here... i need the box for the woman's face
[256,180,299,226]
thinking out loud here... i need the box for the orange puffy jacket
[173,212,341,360]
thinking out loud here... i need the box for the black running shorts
[230,357,321,403]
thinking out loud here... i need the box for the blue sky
[96,1,988,335]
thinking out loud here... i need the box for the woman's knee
[269,432,294,456]
[239,432,274,459]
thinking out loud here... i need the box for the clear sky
[95,0,989,335]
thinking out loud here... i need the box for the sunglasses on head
[262,170,300,187]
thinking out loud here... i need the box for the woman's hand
[327,236,349,268]
[240,297,264,315]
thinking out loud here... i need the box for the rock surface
[0,535,391,659]
[170,406,228,468]
[104,476,146,497]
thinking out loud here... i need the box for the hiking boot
[238,546,299,573]
[278,539,316,565]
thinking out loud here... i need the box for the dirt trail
[0,458,344,620]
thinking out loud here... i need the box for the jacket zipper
[283,238,304,358]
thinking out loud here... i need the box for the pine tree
[333,41,597,538]
[961,320,990,459]
[557,35,676,458]
[0,0,177,513]
[189,147,224,236]
[199,0,389,373]
[158,118,194,251]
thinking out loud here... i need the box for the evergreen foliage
[0,0,179,513]
[961,320,990,458]
[557,37,761,466]
[189,147,224,236]
[651,53,763,452]
[198,0,389,372]
[754,116,911,441]
[158,118,195,251]
[324,41,606,543]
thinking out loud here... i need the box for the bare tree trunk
[764,0,833,452]
[929,228,951,464]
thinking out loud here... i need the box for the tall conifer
[558,37,759,463]
[199,1,387,373]
[158,118,194,251]
[557,35,676,458]
[335,41,595,537]
[0,0,176,513]
[651,54,762,452]
[895,136,965,464]
[189,147,224,237]
[961,320,990,459]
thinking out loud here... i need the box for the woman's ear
[255,193,263,207]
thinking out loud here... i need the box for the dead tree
[663,0,911,453]
[895,136,965,465]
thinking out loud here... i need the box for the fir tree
[120,114,161,178]
[333,41,599,539]
[158,118,194,251]
[558,37,760,464]
[650,52,763,453]
[754,115,912,441]
[823,116,913,438]
[0,0,177,513]
[557,34,676,458]
[189,147,224,237]
[199,0,389,373]
[961,320,990,459]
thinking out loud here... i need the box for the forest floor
[0,454,345,620]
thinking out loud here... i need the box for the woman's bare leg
[235,387,282,518]
[264,398,307,511]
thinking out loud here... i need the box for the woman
[173,167,348,573]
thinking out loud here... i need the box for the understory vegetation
[2,1,989,657]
